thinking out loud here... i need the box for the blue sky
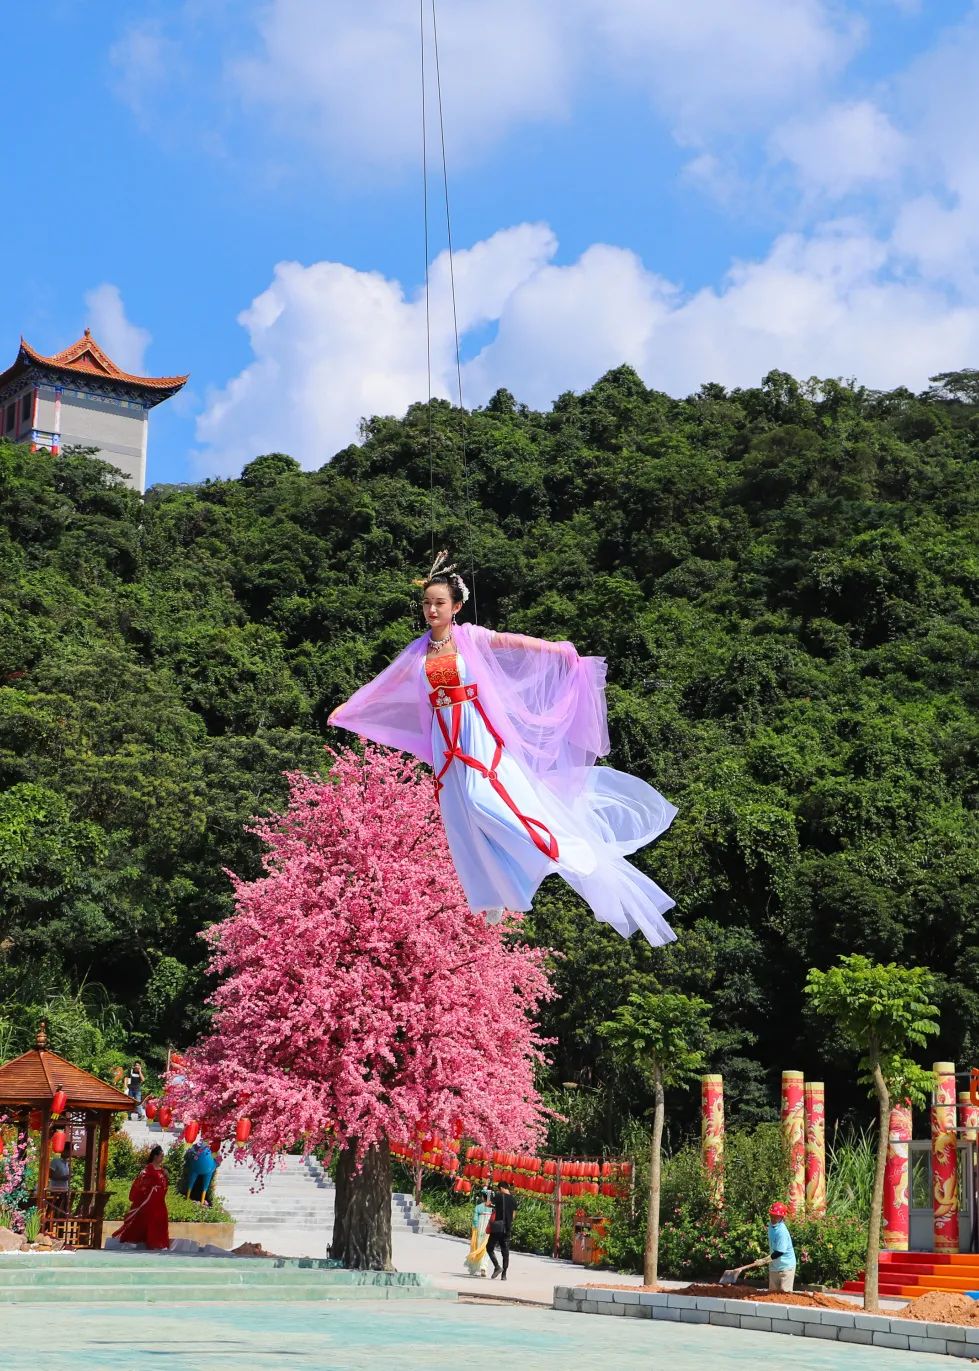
[4,1,979,485]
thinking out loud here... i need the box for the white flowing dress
[426,648,677,945]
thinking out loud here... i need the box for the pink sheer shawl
[328,623,609,797]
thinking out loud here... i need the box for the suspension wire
[429,0,478,624]
[419,0,435,568]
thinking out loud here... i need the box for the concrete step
[0,1255,451,1305]
[0,1266,351,1287]
[1,1283,447,1304]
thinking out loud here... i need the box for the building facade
[0,330,187,492]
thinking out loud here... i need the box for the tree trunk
[865,1060,891,1313]
[645,1068,665,1287]
[330,1139,393,1271]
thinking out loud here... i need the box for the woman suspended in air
[328,553,677,947]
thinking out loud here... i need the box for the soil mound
[898,1290,979,1326]
[679,1283,854,1309]
[578,1281,854,1310]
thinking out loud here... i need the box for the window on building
[20,393,31,425]
[4,403,14,433]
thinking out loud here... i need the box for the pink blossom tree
[169,747,554,1269]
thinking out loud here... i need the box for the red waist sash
[429,682,559,862]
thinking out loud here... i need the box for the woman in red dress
[115,1144,170,1249]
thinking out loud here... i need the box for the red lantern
[235,1117,252,1145]
[158,1105,173,1129]
[0,1136,5,1158]
[144,1099,159,1120]
[28,1110,42,1131]
[50,1129,67,1153]
[51,1089,67,1118]
[543,1159,556,1176]
[182,1121,200,1144]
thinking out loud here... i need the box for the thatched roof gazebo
[0,1023,135,1248]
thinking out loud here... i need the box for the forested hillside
[2,365,978,1138]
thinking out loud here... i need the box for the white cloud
[113,0,860,174]
[585,0,859,140]
[83,284,152,374]
[195,219,979,476]
[108,21,177,124]
[194,224,555,473]
[231,0,572,172]
[771,100,909,197]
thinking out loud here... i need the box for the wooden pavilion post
[83,1115,97,1193]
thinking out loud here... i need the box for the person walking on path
[487,1180,517,1281]
[465,1188,494,1277]
[127,1060,145,1119]
[765,1201,797,1292]
[114,1144,170,1249]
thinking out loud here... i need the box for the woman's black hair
[148,1145,165,1163]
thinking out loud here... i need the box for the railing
[40,1189,110,1250]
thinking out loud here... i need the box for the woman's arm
[485,629,574,657]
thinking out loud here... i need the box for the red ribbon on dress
[429,683,559,862]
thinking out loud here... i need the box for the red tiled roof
[0,329,188,394]
[0,1045,136,1112]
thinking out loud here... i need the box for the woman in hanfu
[328,554,677,947]
[114,1144,170,1249]
[465,1188,495,1277]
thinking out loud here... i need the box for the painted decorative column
[932,1062,959,1253]
[804,1081,826,1218]
[701,1074,724,1206]
[883,1103,912,1251]
[781,1070,806,1216]
[958,1092,979,1142]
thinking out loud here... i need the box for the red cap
[769,1201,788,1219]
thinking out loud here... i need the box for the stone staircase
[842,1250,979,1300]
[0,1252,452,1304]
[121,1118,441,1237]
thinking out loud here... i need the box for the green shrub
[107,1130,146,1180]
[103,1176,230,1224]
[604,1124,866,1287]
[824,1127,876,1223]
[790,1214,866,1288]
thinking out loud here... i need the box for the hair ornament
[422,548,470,603]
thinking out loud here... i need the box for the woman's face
[422,583,457,636]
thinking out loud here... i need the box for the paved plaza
[0,1298,954,1371]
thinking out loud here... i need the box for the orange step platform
[843,1250,979,1300]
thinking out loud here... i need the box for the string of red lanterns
[389,1134,634,1201]
[456,1148,633,1200]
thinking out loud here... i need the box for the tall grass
[825,1124,876,1222]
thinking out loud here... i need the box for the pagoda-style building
[0,329,188,492]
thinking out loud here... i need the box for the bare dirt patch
[578,1281,853,1309]
[897,1290,979,1326]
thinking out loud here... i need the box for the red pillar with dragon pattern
[804,1081,826,1218]
[781,1070,805,1217]
[701,1074,724,1207]
[931,1062,959,1253]
[883,1103,912,1251]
